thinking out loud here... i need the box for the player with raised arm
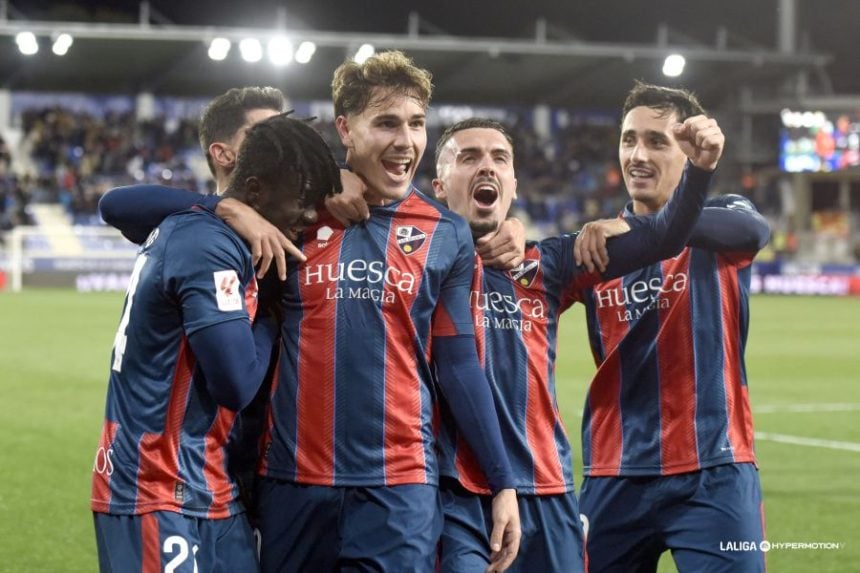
[90,114,342,572]
[574,82,770,572]
[428,114,719,572]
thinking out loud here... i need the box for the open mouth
[627,167,655,181]
[472,182,499,208]
[381,158,412,177]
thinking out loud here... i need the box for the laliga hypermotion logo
[395,225,426,254]
[509,259,540,288]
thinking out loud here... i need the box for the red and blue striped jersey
[91,208,258,518]
[436,238,586,495]
[576,200,763,477]
[258,189,477,487]
[435,165,720,494]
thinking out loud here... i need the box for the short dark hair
[434,118,515,168]
[228,113,342,210]
[332,50,433,117]
[198,86,286,176]
[622,81,705,123]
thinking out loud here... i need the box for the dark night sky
[18,0,860,94]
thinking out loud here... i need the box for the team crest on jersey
[213,269,242,311]
[395,225,426,254]
[509,259,540,288]
[316,225,334,242]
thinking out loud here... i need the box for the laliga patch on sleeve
[213,270,243,311]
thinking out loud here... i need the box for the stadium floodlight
[268,36,293,66]
[295,41,316,64]
[240,38,263,63]
[353,43,375,64]
[662,53,685,77]
[16,31,39,56]
[208,37,231,61]
[52,33,74,56]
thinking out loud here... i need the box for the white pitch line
[755,432,860,453]
[754,403,860,414]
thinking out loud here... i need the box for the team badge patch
[317,225,334,242]
[395,225,426,254]
[213,270,242,311]
[509,259,540,288]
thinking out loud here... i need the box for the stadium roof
[1,0,858,111]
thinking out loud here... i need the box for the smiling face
[335,87,427,202]
[619,106,688,215]
[433,127,517,238]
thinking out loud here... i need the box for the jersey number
[163,535,199,573]
[111,255,148,372]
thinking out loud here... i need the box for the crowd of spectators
[3,107,205,232]
[1,105,633,239]
[7,103,822,253]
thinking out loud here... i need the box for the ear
[209,142,237,170]
[512,176,518,201]
[242,176,262,210]
[431,178,446,201]
[335,115,352,148]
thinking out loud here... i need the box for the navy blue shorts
[93,511,258,573]
[256,478,442,572]
[439,479,584,573]
[580,463,766,573]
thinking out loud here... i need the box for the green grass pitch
[0,291,857,572]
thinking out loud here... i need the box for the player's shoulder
[535,233,575,254]
[705,194,759,211]
[163,207,246,254]
[406,188,471,236]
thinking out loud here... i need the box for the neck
[365,187,409,206]
[214,174,231,196]
[632,198,662,215]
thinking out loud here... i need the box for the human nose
[630,141,648,163]
[392,124,412,149]
[477,154,496,176]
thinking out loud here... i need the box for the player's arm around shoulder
[477,217,526,270]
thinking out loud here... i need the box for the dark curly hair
[228,113,342,210]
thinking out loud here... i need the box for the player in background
[574,82,771,572]
[422,114,720,572]
[91,114,342,572]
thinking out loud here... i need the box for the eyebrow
[621,129,670,141]
[457,146,512,157]
[373,113,426,122]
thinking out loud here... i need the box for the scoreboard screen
[780,109,860,172]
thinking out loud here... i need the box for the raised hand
[672,115,724,171]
